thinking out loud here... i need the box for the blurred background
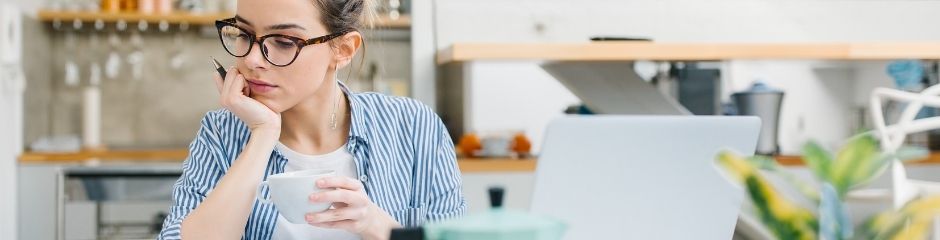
[3,0,940,239]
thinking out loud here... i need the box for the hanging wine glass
[63,19,81,87]
[169,22,189,70]
[86,19,104,86]
[105,20,125,80]
[126,21,147,81]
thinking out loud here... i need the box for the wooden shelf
[374,15,411,29]
[37,10,232,25]
[37,10,410,28]
[437,42,940,64]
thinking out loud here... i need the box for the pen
[210,57,227,79]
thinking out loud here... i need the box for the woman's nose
[243,41,268,69]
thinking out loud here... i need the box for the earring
[329,64,339,130]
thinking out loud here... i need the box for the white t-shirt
[271,142,361,240]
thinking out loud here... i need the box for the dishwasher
[60,165,181,240]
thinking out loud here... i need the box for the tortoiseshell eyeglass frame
[215,18,350,67]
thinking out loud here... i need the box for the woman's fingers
[220,67,237,106]
[310,189,367,207]
[308,219,356,230]
[305,208,366,224]
[230,73,247,98]
[211,72,223,94]
[316,176,364,192]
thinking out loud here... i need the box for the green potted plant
[716,134,940,240]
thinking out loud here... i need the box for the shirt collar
[338,81,370,151]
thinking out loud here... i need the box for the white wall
[467,61,580,152]
[410,0,437,109]
[461,172,535,213]
[10,0,39,16]
[431,0,940,154]
[1,2,27,240]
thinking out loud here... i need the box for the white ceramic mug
[481,137,511,157]
[256,169,335,223]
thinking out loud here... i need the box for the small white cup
[257,169,335,223]
[481,137,511,157]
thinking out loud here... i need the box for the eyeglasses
[214,18,348,67]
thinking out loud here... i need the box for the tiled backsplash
[23,17,412,149]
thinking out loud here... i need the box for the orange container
[120,0,138,12]
[101,0,121,13]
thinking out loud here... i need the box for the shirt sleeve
[424,121,468,222]
[159,113,226,240]
[417,104,467,224]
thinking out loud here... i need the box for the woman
[158,0,466,239]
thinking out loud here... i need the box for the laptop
[530,116,761,239]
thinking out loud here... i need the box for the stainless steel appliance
[733,82,784,155]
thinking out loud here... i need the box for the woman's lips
[246,79,277,94]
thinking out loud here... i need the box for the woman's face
[233,0,341,113]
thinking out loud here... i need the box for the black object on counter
[488,186,505,208]
[389,227,425,240]
[589,36,652,42]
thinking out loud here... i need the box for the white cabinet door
[460,172,535,214]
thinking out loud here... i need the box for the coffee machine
[733,82,784,155]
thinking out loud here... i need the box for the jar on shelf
[119,0,138,12]
[101,0,121,13]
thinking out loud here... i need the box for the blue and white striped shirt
[159,86,467,239]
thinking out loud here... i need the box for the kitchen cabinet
[17,149,542,238]
[18,163,181,240]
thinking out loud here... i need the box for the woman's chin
[251,96,285,113]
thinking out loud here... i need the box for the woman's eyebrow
[234,15,252,26]
[267,23,307,31]
[232,15,306,31]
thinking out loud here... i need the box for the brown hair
[312,0,375,78]
[311,0,376,34]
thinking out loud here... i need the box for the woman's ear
[333,31,362,69]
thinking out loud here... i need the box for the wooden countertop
[18,149,189,163]
[437,42,940,64]
[776,154,940,166]
[20,149,940,172]
[17,149,535,172]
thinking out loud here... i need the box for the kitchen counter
[18,149,188,163]
[22,149,940,171]
[18,149,538,172]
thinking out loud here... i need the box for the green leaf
[818,183,853,240]
[849,146,929,189]
[717,151,818,240]
[744,176,818,240]
[747,155,820,202]
[746,155,779,170]
[802,141,833,182]
[831,134,880,196]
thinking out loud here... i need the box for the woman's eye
[273,40,295,48]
